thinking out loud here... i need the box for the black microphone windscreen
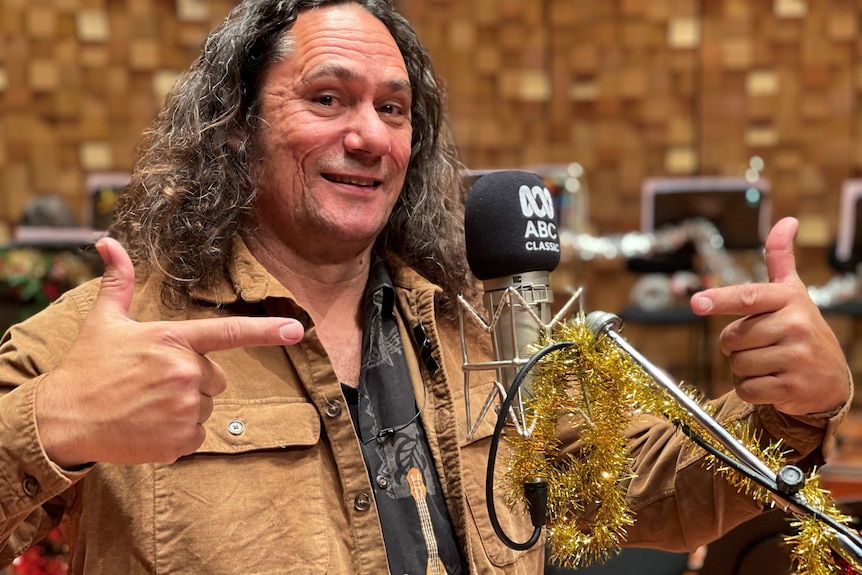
[464,170,561,281]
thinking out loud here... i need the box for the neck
[243,234,373,387]
[245,234,372,306]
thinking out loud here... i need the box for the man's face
[251,3,413,261]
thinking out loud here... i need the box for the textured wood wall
[399,0,860,247]
[0,0,237,229]
[0,0,858,248]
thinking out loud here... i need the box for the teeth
[327,174,375,186]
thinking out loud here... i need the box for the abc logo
[519,183,558,246]
[518,185,555,219]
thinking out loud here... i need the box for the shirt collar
[191,237,404,312]
[363,251,396,318]
[190,236,295,305]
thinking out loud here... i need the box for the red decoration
[11,529,68,575]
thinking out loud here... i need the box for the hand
[35,238,305,467]
[690,217,849,416]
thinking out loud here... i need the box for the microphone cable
[485,340,572,551]
[676,421,862,563]
[484,332,862,566]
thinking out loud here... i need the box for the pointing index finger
[691,282,798,317]
[690,217,804,317]
[174,317,305,356]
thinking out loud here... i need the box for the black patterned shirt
[341,256,466,575]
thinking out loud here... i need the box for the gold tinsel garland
[503,316,859,574]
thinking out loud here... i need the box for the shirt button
[22,475,41,497]
[297,312,311,329]
[353,493,371,511]
[376,474,390,489]
[325,399,342,418]
[227,420,245,435]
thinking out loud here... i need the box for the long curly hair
[111,0,472,314]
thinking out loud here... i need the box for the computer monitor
[640,176,772,251]
[85,171,130,230]
[834,179,862,271]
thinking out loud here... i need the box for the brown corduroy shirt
[0,241,848,574]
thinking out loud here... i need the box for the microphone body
[482,271,554,403]
[464,170,561,433]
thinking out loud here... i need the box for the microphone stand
[585,310,862,569]
[484,308,862,569]
[466,289,583,549]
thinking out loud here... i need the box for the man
[0,0,850,573]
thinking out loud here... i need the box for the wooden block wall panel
[0,0,859,252]
[28,59,61,92]
[1,7,24,36]
[0,122,5,167]
[55,0,81,8]
[26,7,58,39]
[398,0,862,244]
[0,0,241,225]
[774,0,809,19]
[2,165,31,220]
[76,10,109,42]
[668,17,700,49]
[176,0,210,23]
[692,0,855,236]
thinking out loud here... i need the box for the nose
[343,103,392,158]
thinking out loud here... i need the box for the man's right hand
[34,238,305,468]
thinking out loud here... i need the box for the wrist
[35,373,91,469]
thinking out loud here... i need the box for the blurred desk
[619,304,712,397]
[820,300,862,407]
[820,299,862,340]
[821,463,862,500]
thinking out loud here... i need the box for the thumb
[764,216,804,287]
[92,237,136,320]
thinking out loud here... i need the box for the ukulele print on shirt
[355,265,466,574]
[408,467,446,575]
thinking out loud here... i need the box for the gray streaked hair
[111,0,472,314]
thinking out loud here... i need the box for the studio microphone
[464,170,561,436]
[462,170,568,550]
[460,173,862,564]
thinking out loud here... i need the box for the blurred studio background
[4,0,862,573]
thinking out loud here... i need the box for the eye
[378,101,411,127]
[317,95,335,107]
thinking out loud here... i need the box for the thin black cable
[486,340,573,551]
[677,422,862,544]
[485,337,862,556]
[677,422,776,490]
[362,380,428,445]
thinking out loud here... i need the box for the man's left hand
[690,216,850,416]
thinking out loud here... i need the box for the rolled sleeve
[755,366,853,464]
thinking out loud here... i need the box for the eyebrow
[303,64,412,96]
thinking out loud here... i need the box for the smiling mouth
[322,174,381,187]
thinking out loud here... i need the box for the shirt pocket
[152,399,328,575]
[458,380,537,569]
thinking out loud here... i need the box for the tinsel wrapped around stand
[503,316,860,574]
